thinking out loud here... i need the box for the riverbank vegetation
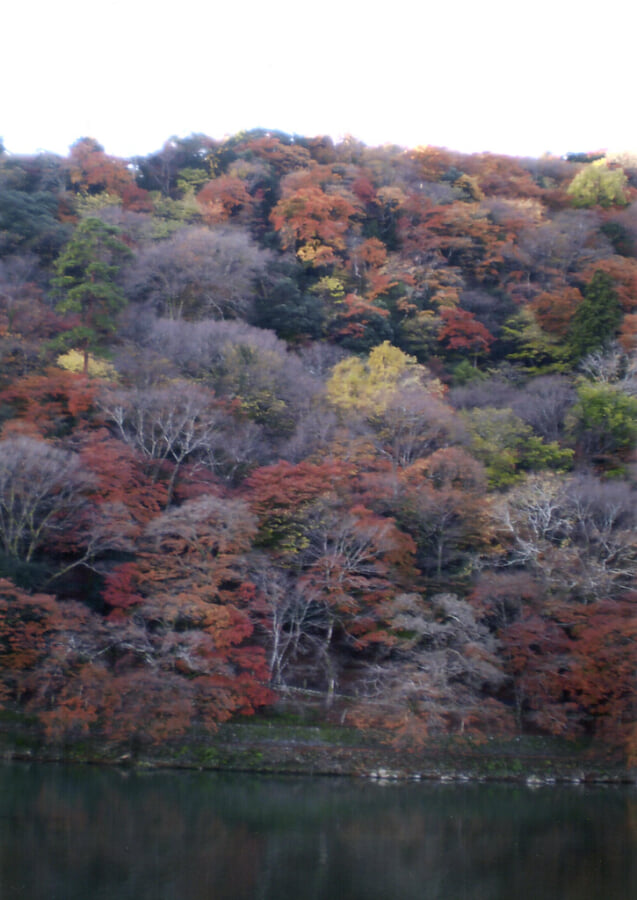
[0,133,635,771]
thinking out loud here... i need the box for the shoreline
[2,717,634,785]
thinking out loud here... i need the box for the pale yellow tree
[326,341,443,416]
[567,161,628,208]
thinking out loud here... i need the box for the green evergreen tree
[53,218,131,374]
[569,382,637,464]
[568,271,622,361]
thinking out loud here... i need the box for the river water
[0,762,635,899]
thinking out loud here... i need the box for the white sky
[3,0,636,160]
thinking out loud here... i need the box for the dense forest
[0,132,635,763]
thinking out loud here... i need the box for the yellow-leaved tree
[326,341,443,415]
[567,160,628,208]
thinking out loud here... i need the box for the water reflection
[1,762,635,900]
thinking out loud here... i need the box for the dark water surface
[0,762,635,900]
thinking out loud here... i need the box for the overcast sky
[4,0,636,160]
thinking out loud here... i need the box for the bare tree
[515,209,609,288]
[510,375,576,442]
[249,558,320,688]
[296,502,411,703]
[0,437,93,565]
[578,344,637,396]
[144,317,324,444]
[352,593,509,737]
[124,226,271,320]
[495,473,637,601]
[370,386,467,469]
[145,316,287,376]
[100,382,227,502]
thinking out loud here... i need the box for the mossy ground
[1,707,632,783]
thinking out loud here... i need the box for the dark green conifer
[53,217,131,374]
[569,270,622,360]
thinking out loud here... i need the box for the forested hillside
[0,132,635,762]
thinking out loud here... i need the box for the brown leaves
[66,137,139,202]
[0,369,100,440]
[501,594,637,754]
[438,306,494,357]
[197,176,253,224]
[0,547,272,743]
[529,286,583,337]
[270,183,359,267]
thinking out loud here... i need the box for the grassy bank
[1,708,633,784]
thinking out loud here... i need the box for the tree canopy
[1,132,636,764]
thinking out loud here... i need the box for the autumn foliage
[0,131,636,763]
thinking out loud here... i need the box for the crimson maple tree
[438,307,494,364]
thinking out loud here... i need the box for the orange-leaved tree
[132,494,273,724]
